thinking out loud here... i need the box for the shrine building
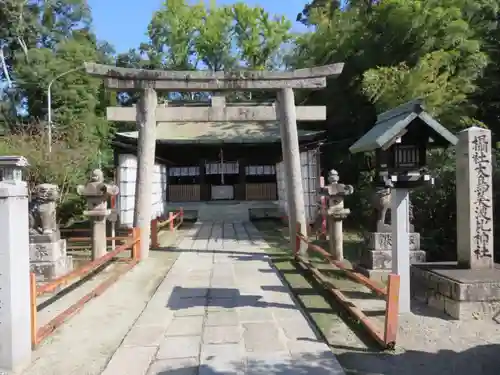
[112,101,323,225]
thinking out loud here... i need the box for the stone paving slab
[100,221,346,375]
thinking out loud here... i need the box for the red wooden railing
[30,228,141,347]
[150,208,184,248]
[294,223,400,349]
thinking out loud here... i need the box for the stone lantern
[324,169,354,261]
[77,169,119,260]
[349,99,458,313]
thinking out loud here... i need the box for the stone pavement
[101,221,345,375]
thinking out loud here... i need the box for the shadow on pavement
[336,343,500,375]
[166,286,299,311]
[148,350,345,375]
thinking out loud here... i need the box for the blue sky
[87,0,308,54]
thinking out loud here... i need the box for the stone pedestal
[29,231,73,282]
[28,183,73,282]
[0,181,32,372]
[409,128,498,320]
[357,232,426,282]
[411,127,498,320]
[411,263,500,320]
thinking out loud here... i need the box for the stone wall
[411,264,500,320]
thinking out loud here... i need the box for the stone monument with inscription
[323,169,354,260]
[457,126,494,268]
[77,169,119,260]
[29,183,73,282]
[411,127,500,320]
[358,186,426,282]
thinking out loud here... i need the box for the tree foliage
[293,0,500,260]
[2,0,500,257]
[0,0,112,224]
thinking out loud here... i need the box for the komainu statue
[372,187,392,232]
[372,187,414,232]
[29,183,59,234]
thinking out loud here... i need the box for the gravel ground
[327,283,500,375]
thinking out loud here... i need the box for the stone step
[197,204,250,222]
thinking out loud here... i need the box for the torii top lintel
[83,62,344,91]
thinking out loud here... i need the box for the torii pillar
[84,63,344,257]
[276,88,308,251]
[134,89,157,259]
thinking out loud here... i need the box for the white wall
[117,154,167,228]
[301,150,319,224]
[275,150,319,224]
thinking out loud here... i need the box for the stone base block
[31,255,73,282]
[180,210,197,221]
[360,249,426,270]
[29,239,67,262]
[249,208,281,220]
[366,232,420,251]
[29,230,61,244]
[411,262,500,320]
[354,266,391,284]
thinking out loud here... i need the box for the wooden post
[133,88,158,259]
[384,273,400,346]
[169,212,174,231]
[30,273,37,348]
[180,208,184,224]
[151,218,159,248]
[295,222,302,256]
[131,228,141,261]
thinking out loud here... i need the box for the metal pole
[47,66,84,153]
[47,85,52,154]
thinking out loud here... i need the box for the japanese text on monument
[472,134,492,259]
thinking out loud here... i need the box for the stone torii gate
[84,63,344,259]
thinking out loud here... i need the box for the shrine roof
[116,121,324,144]
[349,99,458,153]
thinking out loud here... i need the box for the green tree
[296,0,341,25]
[0,0,114,224]
[232,2,292,70]
[289,0,499,260]
[195,3,234,71]
[291,0,492,166]
[147,0,204,70]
